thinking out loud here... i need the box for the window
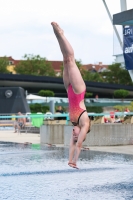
[9,61,14,65]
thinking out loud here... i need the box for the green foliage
[101,63,132,85]
[30,103,49,113]
[129,102,133,111]
[86,106,103,113]
[15,54,55,76]
[130,101,133,108]
[83,70,104,82]
[85,92,93,98]
[75,59,88,79]
[114,89,129,98]
[0,57,9,73]
[41,105,50,113]
[113,105,125,112]
[75,59,82,70]
[59,64,64,77]
[38,90,54,97]
[114,101,133,112]
[30,103,41,113]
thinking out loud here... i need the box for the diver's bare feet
[51,22,64,38]
[68,162,79,169]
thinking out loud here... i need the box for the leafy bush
[41,105,50,113]
[114,89,129,98]
[114,101,133,112]
[85,92,93,98]
[86,106,103,113]
[30,103,49,113]
[113,105,124,112]
[38,90,54,97]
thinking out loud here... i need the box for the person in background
[14,112,26,133]
[125,107,130,113]
[114,115,122,123]
[56,106,64,114]
[124,107,130,117]
[95,94,99,100]
[56,106,65,120]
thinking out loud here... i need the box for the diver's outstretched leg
[51,22,85,93]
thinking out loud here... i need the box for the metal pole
[120,0,127,11]
[49,100,55,114]
[102,0,123,49]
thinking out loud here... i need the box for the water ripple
[0,167,115,177]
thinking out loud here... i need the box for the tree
[38,90,55,103]
[0,57,9,73]
[101,63,133,85]
[114,89,129,99]
[38,90,55,97]
[83,71,104,82]
[75,59,82,70]
[15,54,55,76]
[59,64,64,77]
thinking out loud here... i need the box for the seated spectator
[89,116,94,121]
[114,116,122,123]
[124,107,130,117]
[110,111,115,123]
[125,107,130,112]
[104,117,111,123]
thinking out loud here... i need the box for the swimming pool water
[0,141,133,200]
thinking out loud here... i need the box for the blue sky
[0,0,132,64]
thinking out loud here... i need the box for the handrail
[0,112,133,119]
[27,97,133,104]
[0,112,132,126]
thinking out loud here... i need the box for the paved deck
[0,130,133,155]
[0,130,40,144]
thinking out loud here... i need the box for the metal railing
[0,112,133,125]
[27,97,133,104]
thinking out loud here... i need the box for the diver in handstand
[51,22,90,169]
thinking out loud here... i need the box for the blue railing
[0,112,133,125]
[0,112,133,119]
